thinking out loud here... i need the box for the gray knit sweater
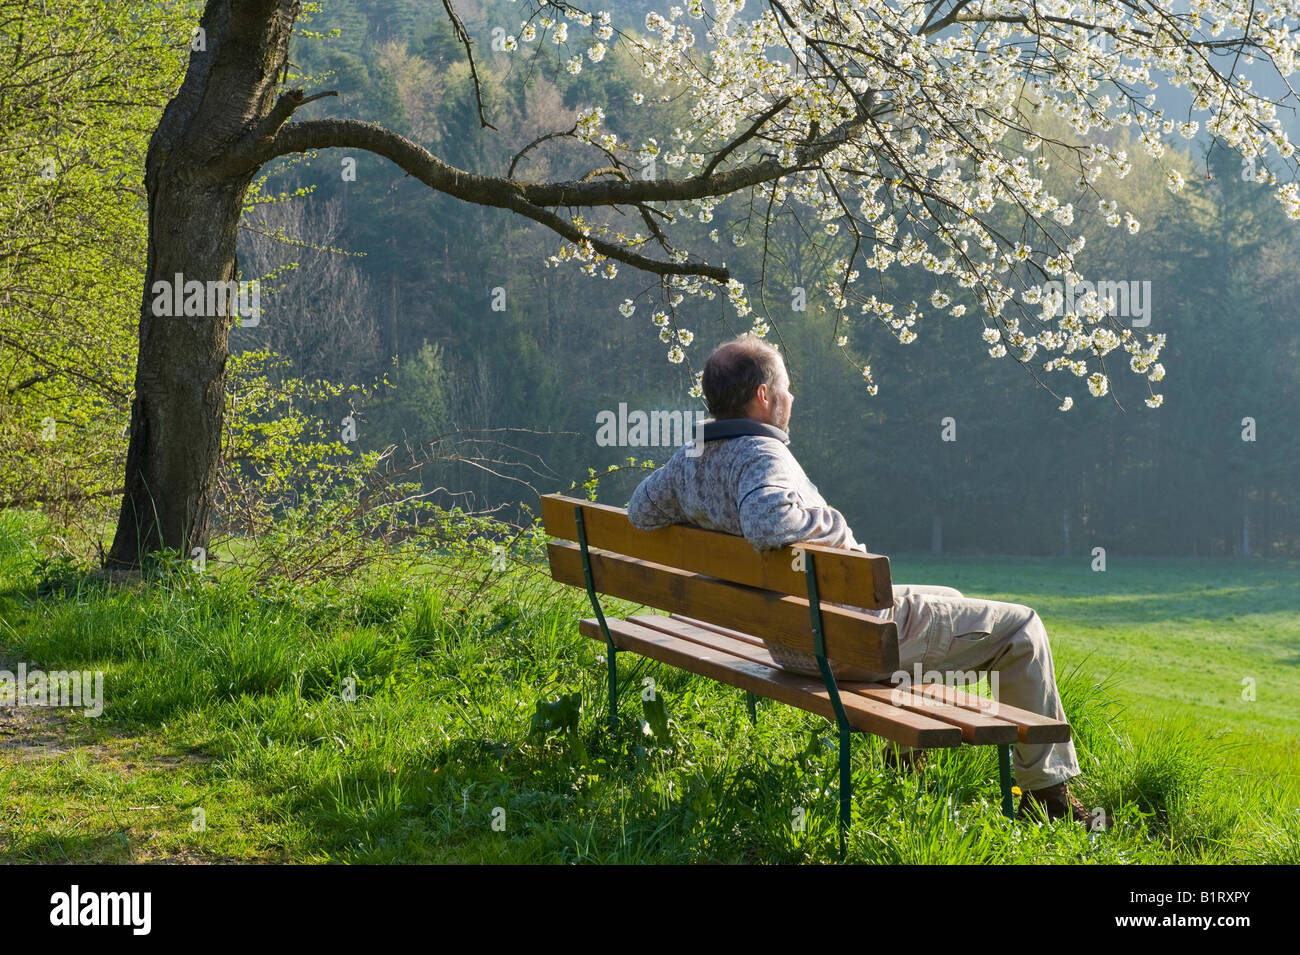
[625,426,866,553]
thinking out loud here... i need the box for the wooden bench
[541,493,1071,854]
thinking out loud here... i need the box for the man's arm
[627,463,682,530]
[735,445,866,552]
[797,536,869,554]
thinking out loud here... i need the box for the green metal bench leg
[744,691,759,726]
[998,743,1015,819]
[607,643,619,731]
[576,506,619,732]
[836,725,851,859]
[805,553,852,861]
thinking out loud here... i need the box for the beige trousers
[767,584,1081,792]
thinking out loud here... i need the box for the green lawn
[0,514,1296,863]
[892,555,1300,806]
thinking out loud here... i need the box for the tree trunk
[108,185,243,566]
[1241,486,1250,558]
[107,0,298,567]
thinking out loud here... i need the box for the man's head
[702,333,793,432]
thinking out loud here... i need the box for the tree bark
[107,0,298,566]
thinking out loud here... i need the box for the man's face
[761,360,793,432]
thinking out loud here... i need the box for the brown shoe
[882,744,927,774]
[1018,781,1111,830]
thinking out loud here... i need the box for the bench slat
[902,682,1072,744]
[629,614,793,666]
[669,613,785,647]
[669,614,1068,744]
[549,541,900,673]
[542,493,893,609]
[848,687,1018,745]
[578,617,962,748]
[630,616,1019,745]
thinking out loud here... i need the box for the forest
[5,0,1296,567]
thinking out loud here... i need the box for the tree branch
[254,99,863,207]
[700,95,792,179]
[507,122,579,179]
[224,53,873,279]
[241,111,847,280]
[251,87,338,148]
[440,0,497,131]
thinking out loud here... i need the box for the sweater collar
[701,417,790,444]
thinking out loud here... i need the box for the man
[626,333,1096,827]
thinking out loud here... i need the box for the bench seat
[578,613,1070,747]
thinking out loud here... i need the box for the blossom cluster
[511,0,1300,408]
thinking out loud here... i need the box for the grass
[893,555,1300,810]
[0,511,1296,863]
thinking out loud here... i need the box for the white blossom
[533,0,1300,398]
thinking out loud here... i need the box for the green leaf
[642,694,670,742]
[528,691,582,739]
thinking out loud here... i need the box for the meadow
[0,511,1296,864]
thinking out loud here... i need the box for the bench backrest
[541,493,900,674]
